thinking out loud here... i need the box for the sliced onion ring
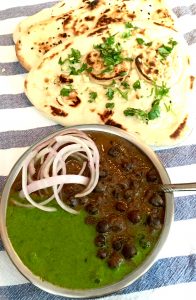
[18,129,100,214]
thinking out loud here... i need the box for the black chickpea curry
[7,129,165,289]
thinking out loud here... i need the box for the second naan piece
[14,0,177,70]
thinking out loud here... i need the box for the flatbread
[24,21,195,147]
[14,0,177,71]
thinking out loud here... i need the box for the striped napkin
[0,0,196,299]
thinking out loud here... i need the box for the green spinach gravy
[6,132,165,289]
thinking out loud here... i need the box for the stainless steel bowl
[0,124,174,298]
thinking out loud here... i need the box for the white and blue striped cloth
[0,0,196,299]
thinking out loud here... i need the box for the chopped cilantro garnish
[136,38,152,46]
[60,87,73,96]
[106,88,115,100]
[109,80,116,86]
[125,22,134,28]
[59,48,92,75]
[154,81,170,99]
[118,71,127,76]
[133,80,141,90]
[121,81,130,89]
[106,102,115,109]
[88,91,97,103]
[164,102,172,112]
[94,35,124,72]
[116,87,128,100]
[124,82,170,122]
[136,38,145,45]
[69,63,92,75]
[106,84,130,101]
[136,38,152,47]
[158,38,177,59]
[68,48,81,64]
[122,31,131,39]
[148,87,154,97]
[124,108,148,120]
[58,57,66,65]
[147,99,161,120]
[145,42,152,47]
[168,39,178,47]
[94,35,130,73]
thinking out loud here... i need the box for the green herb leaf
[124,108,148,120]
[69,63,91,75]
[106,88,115,100]
[147,100,160,120]
[154,82,170,99]
[94,35,126,73]
[158,45,172,58]
[133,80,141,90]
[122,31,131,39]
[88,91,97,103]
[158,39,177,59]
[148,87,154,97]
[60,87,73,97]
[145,42,152,47]
[164,102,171,112]
[136,38,145,45]
[106,102,115,109]
[125,22,134,28]
[121,81,130,89]
[109,80,116,86]
[116,87,128,100]
[68,48,81,64]
[101,65,114,74]
[58,57,67,65]
[168,39,178,48]
[124,82,170,122]
[118,71,127,76]
[87,66,93,73]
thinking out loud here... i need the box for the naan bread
[24,22,195,147]
[14,0,177,71]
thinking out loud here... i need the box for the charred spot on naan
[86,50,130,85]
[63,42,73,50]
[50,106,68,117]
[68,96,81,107]
[98,110,113,123]
[96,15,122,27]
[190,76,195,90]
[135,54,152,83]
[72,20,89,35]
[105,119,125,130]
[24,79,28,90]
[62,15,73,28]
[88,26,108,37]
[86,0,102,10]
[59,74,73,84]
[59,91,81,108]
[85,16,95,21]
[135,54,160,83]
[127,13,136,20]
[170,116,188,139]
[95,2,137,28]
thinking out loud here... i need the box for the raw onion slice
[19,128,100,214]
